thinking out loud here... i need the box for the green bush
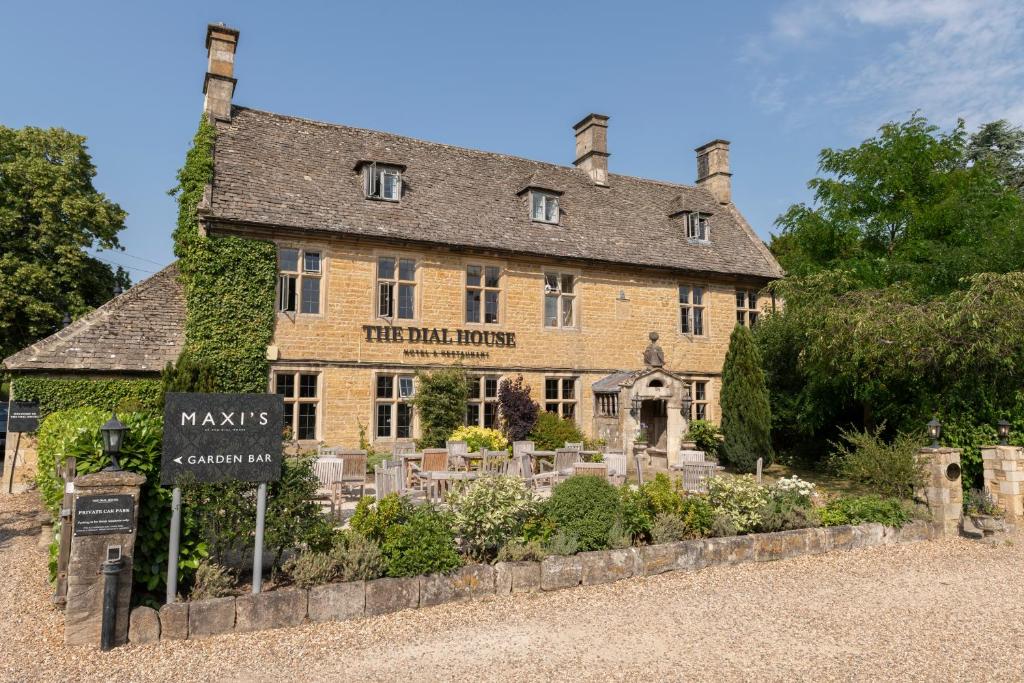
[651,512,691,544]
[412,368,469,448]
[641,473,686,516]
[619,486,654,542]
[335,531,386,582]
[685,420,722,460]
[528,411,585,451]
[496,539,547,562]
[36,408,206,599]
[449,425,509,452]
[706,475,770,534]
[190,561,235,600]
[12,376,162,418]
[829,426,926,500]
[545,529,580,556]
[677,496,716,538]
[381,505,462,577]
[447,476,537,562]
[756,493,820,532]
[720,325,773,472]
[546,476,622,551]
[819,495,913,527]
[283,551,338,589]
[350,494,415,543]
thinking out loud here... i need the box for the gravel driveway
[2,490,1022,682]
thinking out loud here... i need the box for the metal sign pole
[165,486,182,604]
[6,432,21,494]
[252,482,267,594]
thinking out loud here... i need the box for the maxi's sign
[161,392,284,485]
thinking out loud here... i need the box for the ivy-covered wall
[12,376,162,417]
[172,116,277,393]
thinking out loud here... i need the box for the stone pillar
[64,470,145,647]
[981,445,1024,528]
[916,447,963,536]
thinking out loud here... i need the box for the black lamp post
[997,420,1011,446]
[100,412,126,472]
[927,418,942,449]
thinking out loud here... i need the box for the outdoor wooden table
[424,470,479,501]
[573,461,608,478]
[400,453,422,488]
[525,450,555,474]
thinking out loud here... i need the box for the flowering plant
[772,475,816,504]
[448,425,509,453]
[706,475,770,533]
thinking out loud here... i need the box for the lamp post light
[927,418,942,449]
[997,420,1011,446]
[100,412,126,472]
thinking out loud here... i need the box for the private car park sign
[161,392,285,602]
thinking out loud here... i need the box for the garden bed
[129,519,936,643]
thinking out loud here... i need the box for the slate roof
[3,264,185,373]
[205,107,783,280]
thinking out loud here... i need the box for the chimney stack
[203,23,240,121]
[573,114,610,187]
[695,139,731,204]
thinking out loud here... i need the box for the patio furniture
[374,459,405,497]
[573,462,608,478]
[513,441,536,473]
[411,448,450,491]
[672,449,707,465]
[446,440,469,470]
[678,461,718,493]
[514,453,535,488]
[478,449,509,476]
[392,441,417,457]
[423,470,478,501]
[534,448,581,489]
[331,450,368,503]
[563,442,584,452]
[312,455,345,518]
[603,450,627,485]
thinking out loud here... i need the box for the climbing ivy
[171,117,277,393]
[11,376,162,417]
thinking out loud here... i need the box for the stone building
[4,24,783,471]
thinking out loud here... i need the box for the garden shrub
[710,514,739,537]
[546,476,622,552]
[13,376,162,418]
[448,425,509,453]
[818,495,913,527]
[350,494,415,544]
[497,375,539,442]
[829,426,926,499]
[651,512,691,544]
[677,496,716,538]
[190,561,235,600]
[720,325,773,472]
[528,411,585,451]
[606,520,632,549]
[412,368,468,448]
[641,473,686,516]
[706,475,770,534]
[447,476,537,562]
[496,539,547,562]
[381,505,462,577]
[619,486,654,542]
[545,530,580,556]
[265,454,336,566]
[283,551,338,589]
[335,531,386,582]
[685,419,722,460]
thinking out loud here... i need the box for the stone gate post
[981,445,1024,528]
[916,447,963,536]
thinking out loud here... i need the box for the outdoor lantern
[61,312,71,328]
[630,395,643,419]
[927,418,942,449]
[997,419,1011,446]
[681,387,693,419]
[100,412,126,471]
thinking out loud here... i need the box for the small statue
[643,331,664,367]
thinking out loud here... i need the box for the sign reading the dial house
[362,325,516,347]
[161,393,284,485]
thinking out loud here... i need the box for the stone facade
[267,233,768,454]
[982,445,1024,527]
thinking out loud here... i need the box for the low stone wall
[128,520,936,644]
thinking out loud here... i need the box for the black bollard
[99,556,123,651]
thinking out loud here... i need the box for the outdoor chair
[603,450,627,485]
[514,452,535,488]
[534,448,581,489]
[411,448,450,491]
[331,451,368,504]
[317,445,342,457]
[312,455,346,519]
[671,449,708,466]
[374,459,404,498]
[512,441,536,474]
[392,441,417,458]
[679,461,718,493]
[479,449,510,476]
[446,440,469,470]
[563,442,584,452]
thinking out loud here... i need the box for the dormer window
[531,191,559,223]
[687,212,710,242]
[364,163,402,201]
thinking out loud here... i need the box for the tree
[497,375,539,442]
[159,351,219,407]
[967,119,1024,197]
[411,367,468,448]
[720,325,772,473]
[771,115,1024,296]
[0,125,129,358]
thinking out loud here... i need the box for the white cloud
[747,0,1024,129]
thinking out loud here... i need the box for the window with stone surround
[274,370,320,440]
[679,284,706,336]
[544,272,576,328]
[466,265,501,324]
[736,289,759,327]
[277,247,321,315]
[689,380,708,421]
[364,162,402,201]
[531,191,559,223]
[376,374,415,439]
[466,375,500,427]
[377,256,416,320]
[545,377,578,420]
[686,212,710,242]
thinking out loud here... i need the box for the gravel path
[3,490,1023,682]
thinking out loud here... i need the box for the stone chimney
[573,114,610,187]
[695,139,731,204]
[203,23,240,122]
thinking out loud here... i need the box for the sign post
[161,393,283,602]
[5,400,40,494]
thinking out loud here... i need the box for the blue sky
[3,0,1023,283]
